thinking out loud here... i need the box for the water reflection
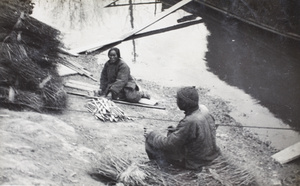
[32,0,162,49]
[176,2,300,129]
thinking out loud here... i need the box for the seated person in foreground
[144,86,220,170]
[98,47,150,103]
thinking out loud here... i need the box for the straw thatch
[0,0,67,111]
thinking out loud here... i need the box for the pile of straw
[206,154,256,186]
[90,153,257,186]
[0,0,67,111]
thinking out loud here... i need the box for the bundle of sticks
[85,97,133,122]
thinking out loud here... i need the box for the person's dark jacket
[146,108,220,170]
[100,59,137,96]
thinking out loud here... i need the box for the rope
[130,116,300,131]
[1,103,298,132]
[215,124,299,131]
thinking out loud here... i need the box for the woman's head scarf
[108,47,121,58]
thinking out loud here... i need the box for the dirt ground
[1,55,300,186]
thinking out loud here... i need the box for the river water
[31,0,300,150]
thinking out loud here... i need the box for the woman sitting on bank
[98,47,150,103]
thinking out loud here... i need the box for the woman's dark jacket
[100,59,137,96]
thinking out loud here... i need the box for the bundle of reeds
[90,154,179,186]
[90,152,257,186]
[0,0,67,111]
[0,86,42,112]
[85,97,133,122]
[1,44,48,87]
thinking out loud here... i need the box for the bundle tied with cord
[0,0,67,111]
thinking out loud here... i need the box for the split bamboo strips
[85,97,133,122]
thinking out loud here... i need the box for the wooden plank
[65,61,93,77]
[69,0,193,54]
[113,99,165,110]
[61,62,97,81]
[271,142,300,164]
[59,48,79,57]
[57,64,78,76]
[125,19,203,40]
[66,90,166,110]
[64,82,96,91]
[126,0,193,36]
[68,80,99,89]
[138,98,158,106]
